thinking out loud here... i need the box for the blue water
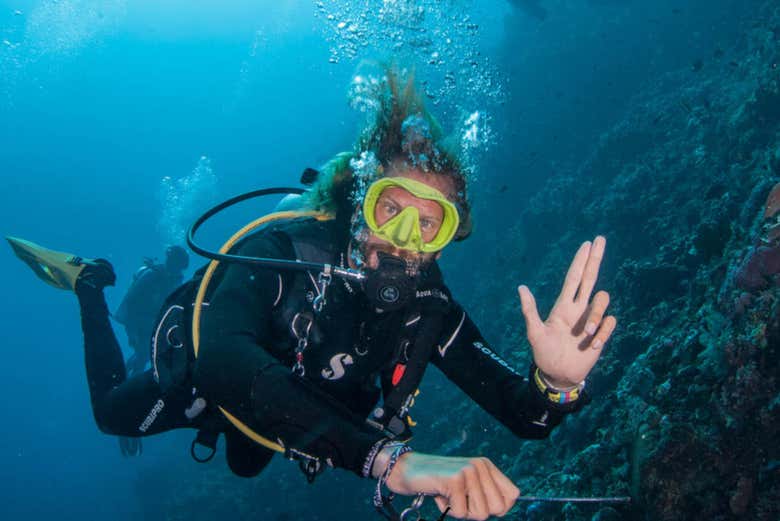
[0,1,761,519]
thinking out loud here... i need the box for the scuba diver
[114,245,190,375]
[111,245,189,457]
[7,70,616,520]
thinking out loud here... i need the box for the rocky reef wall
[454,2,780,519]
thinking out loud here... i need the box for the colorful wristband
[534,367,584,404]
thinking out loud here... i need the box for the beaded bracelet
[362,438,393,478]
[373,443,413,508]
[534,367,584,404]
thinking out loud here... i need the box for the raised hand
[517,236,617,388]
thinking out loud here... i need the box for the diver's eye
[420,218,435,231]
[383,202,399,216]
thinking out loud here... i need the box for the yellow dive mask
[363,177,460,253]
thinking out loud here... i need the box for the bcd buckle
[299,458,323,484]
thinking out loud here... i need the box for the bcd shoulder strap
[369,266,453,438]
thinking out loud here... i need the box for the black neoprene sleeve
[432,307,587,439]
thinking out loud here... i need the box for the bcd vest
[150,216,452,460]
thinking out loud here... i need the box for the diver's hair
[303,66,472,241]
[302,151,355,217]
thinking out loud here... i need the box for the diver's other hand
[380,451,519,519]
[517,236,617,388]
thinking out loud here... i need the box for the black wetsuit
[114,262,183,374]
[76,217,586,478]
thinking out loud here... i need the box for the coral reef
[457,2,780,519]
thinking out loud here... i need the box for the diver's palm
[527,303,600,385]
[517,237,616,387]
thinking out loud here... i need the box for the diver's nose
[391,207,422,248]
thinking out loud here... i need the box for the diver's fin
[6,236,95,290]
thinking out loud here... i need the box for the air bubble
[158,156,219,245]
[314,0,506,182]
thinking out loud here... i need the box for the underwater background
[0,1,777,520]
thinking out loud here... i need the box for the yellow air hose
[191,210,331,453]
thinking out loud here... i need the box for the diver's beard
[397,252,425,277]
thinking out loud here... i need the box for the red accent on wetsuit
[392,364,407,386]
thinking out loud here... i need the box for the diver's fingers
[575,236,606,304]
[462,463,489,520]
[559,241,592,302]
[434,496,449,514]
[447,472,469,519]
[473,458,515,517]
[518,285,544,340]
[585,315,617,352]
[482,459,520,515]
[583,291,610,337]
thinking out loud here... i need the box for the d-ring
[400,494,425,521]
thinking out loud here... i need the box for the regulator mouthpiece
[363,252,417,312]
